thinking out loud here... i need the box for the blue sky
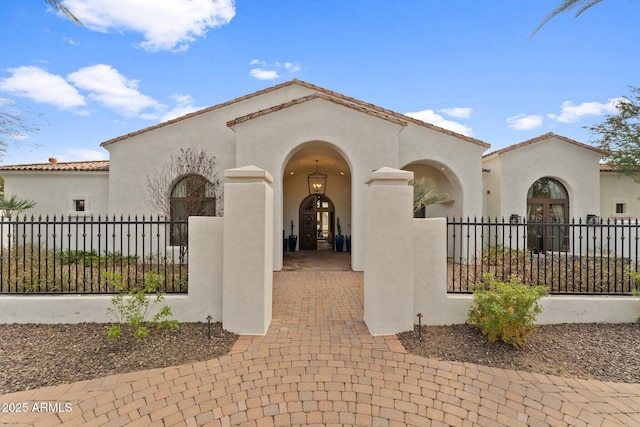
[0,0,637,165]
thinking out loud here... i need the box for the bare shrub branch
[145,147,223,217]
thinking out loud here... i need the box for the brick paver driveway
[2,270,640,426]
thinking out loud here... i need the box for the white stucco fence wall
[0,216,223,324]
[414,218,640,326]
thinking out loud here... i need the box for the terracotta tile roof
[226,93,408,128]
[600,163,616,171]
[0,160,109,172]
[101,79,490,148]
[483,132,608,158]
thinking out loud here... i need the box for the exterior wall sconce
[308,160,327,196]
[509,214,521,224]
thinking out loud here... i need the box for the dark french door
[526,178,569,253]
[299,195,334,250]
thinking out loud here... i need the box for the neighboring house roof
[101,79,490,148]
[483,133,608,159]
[0,160,109,172]
[600,163,616,172]
[226,92,408,128]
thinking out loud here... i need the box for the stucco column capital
[364,167,413,186]
[225,165,273,184]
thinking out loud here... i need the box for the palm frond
[45,0,83,25]
[0,195,36,217]
[531,0,604,38]
[410,177,448,217]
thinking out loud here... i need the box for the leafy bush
[105,272,178,339]
[467,273,547,347]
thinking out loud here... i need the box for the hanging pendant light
[307,160,327,195]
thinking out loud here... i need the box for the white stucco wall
[230,96,406,271]
[600,171,640,220]
[481,155,501,218]
[2,171,109,216]
[364,168,415,335]
[485,137,603,221]
[103,84,320,216]
[399,123,486,219]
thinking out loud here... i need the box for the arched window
[170,175,216,245]
[527,177,569,253]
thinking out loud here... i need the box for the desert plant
[410,177,448,217]
[0,194,36,217]
[467,273,547,347]
[105,272,178,339]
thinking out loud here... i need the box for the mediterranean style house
[0,80,637,271]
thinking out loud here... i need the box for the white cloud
[284,62,301,73]
[159,94,205,122]
[64,37,80,45]
[63,0,236,52]
[0,66,86,109]
[67,64,163,117]
[250,68,279,80]
[405,109,473,136]
[249,59,301,80]
[548,98,622,123]
[506,114,544,130]
[440,107,472,119]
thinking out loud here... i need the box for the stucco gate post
[364,167,415,335]
[222,165,274,335]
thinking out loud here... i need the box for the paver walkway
[2,271,640,426]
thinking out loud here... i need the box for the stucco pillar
[187,217,223,322]
[364,167,414,335]
[223,166,274,335]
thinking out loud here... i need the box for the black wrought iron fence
[447,217,640,295]
[0,215,188,294]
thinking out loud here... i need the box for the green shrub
[467,273,547,347]
[105,272,178,339]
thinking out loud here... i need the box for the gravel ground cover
[399,323,640,384]
[1,322,639,396]
[0,322,237,395]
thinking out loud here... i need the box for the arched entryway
[282,141,352,266]
[299,194,335,250]
[402,161,461,219]
[527,177,569,253]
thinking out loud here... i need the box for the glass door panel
[527,203,543,252]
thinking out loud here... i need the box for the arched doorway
[282,141,352,261]
[527,177,569,253]
[299,194,335,250]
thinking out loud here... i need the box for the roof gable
[483,132,607,159]
[227,93,408,128]
[101,79,489,148]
